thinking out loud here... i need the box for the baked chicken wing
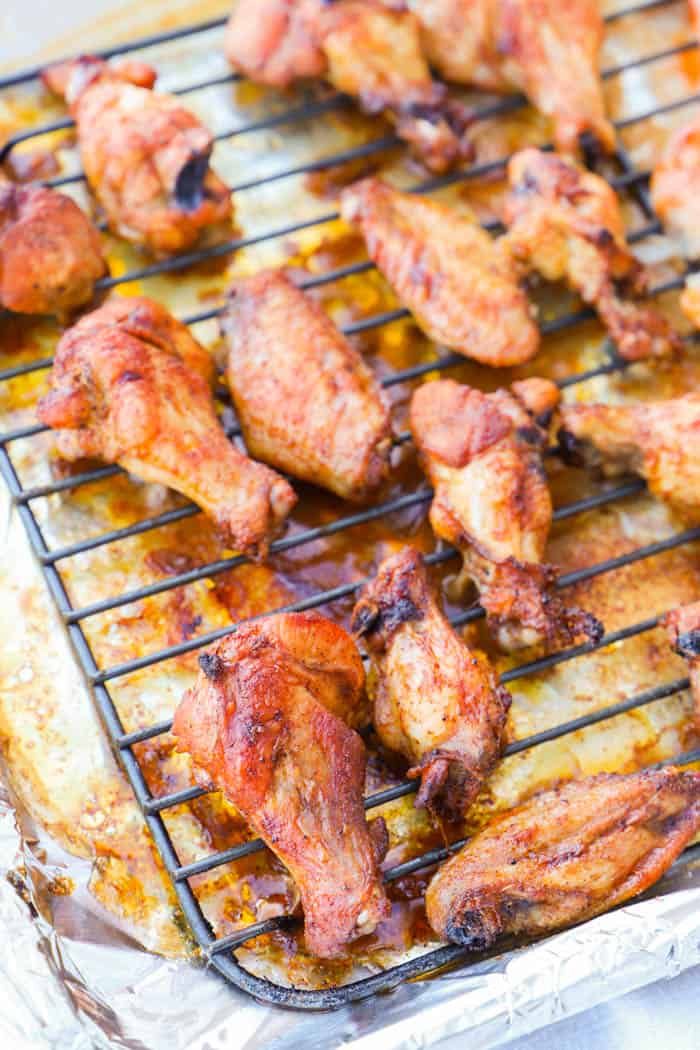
[37,297,296,557]
[410,376,602,651]
[664,601,700,725]
[558,393,700,522]
[503,148,681,361]
[426,767,700,949]
[352,546,511,820]
[413,0,615,155]
[340,177,540,368]
[172,611,391,958]
[651,112,700,259]
[42,56,232,258]
[224,0,471,172]
[221,268,392,501]
[0,179,106,317]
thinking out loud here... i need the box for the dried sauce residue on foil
[2,0,700,1025]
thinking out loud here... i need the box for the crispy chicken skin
[352,547,511,820]
[37,297,296,557]
[340,177,540,368]
[681,276,700,327]
[172,611,391,958]
[410,377,602,651]
[651,113,700,259]
[0,180,106,317]
[663,601,700,724]
[413,0,615,155]
[221,269,392,501]
[558,393,700,523]
[503,149,682,361]
[426,767,700,949]
[224,0,471,173]
[42,56,232,258]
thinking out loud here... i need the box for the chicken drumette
[224,0,471,172]
[0,179,106,317]
[558,393,700,522]
[503,148,681,361]
[340,177,540,368]
[37,297,296,557]
[664,601,700,725]
[352,546,511,820]
[220,269,392,501]
[426,767,700,949]
[651,113,700,260]
[410,376,602,651]
[413,0,615,156]
[42,57,232,258]
[173,611,391,958]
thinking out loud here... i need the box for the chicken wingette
[221,269,392,501]
[503,148,681,361]
[558,393,700,523]
[352,546,511,820]
[224,0,471,172]
[413,0,615,155]
[426,767,700,948]
[37,297,296,557]
[0,179,106,317]
[340,177,540,368]
[172,611,391,958]
[410,376,602,651]
[42,56,232,258]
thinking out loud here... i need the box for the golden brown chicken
[558,393,700,523]
[220,268,392,501]
[426,767,700,949]
[650,113,700,259]
[680,276,700,327]
[410,376,602,651]
[37,297,296,557]
[413,0,615,155]
[352,546,511,820]
[224,0,471,172]
[172,611,391,958]
[663,601,700,725]
[0,179,106,317]
[42,56,232,258]
[340,177,540,368]
[503,149,682,362]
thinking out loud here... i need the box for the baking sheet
[3,0,700,1046]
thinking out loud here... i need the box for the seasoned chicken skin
[352,547,511,820]
[42,57,232,258]
[411,377,602,651]
[340,177,540,368]
[664,601,700,725]
[221,269,392,501]
[224,0,471,172]
[426,767,700,949]
[651,113,700,259]
[558,393,700,522]
[413,0,615,155]
[0,180,106,317]
[37,297,296,557]
[172,612,391,958]
[503,149,681,361]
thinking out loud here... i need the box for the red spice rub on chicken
[38,297,296,557]
[42,56,232,258]
[0,179,106,317]
[173,611,391,958]
[353,546,511,820]
[426,767,700,949]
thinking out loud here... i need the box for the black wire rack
[2,0,700,1011]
